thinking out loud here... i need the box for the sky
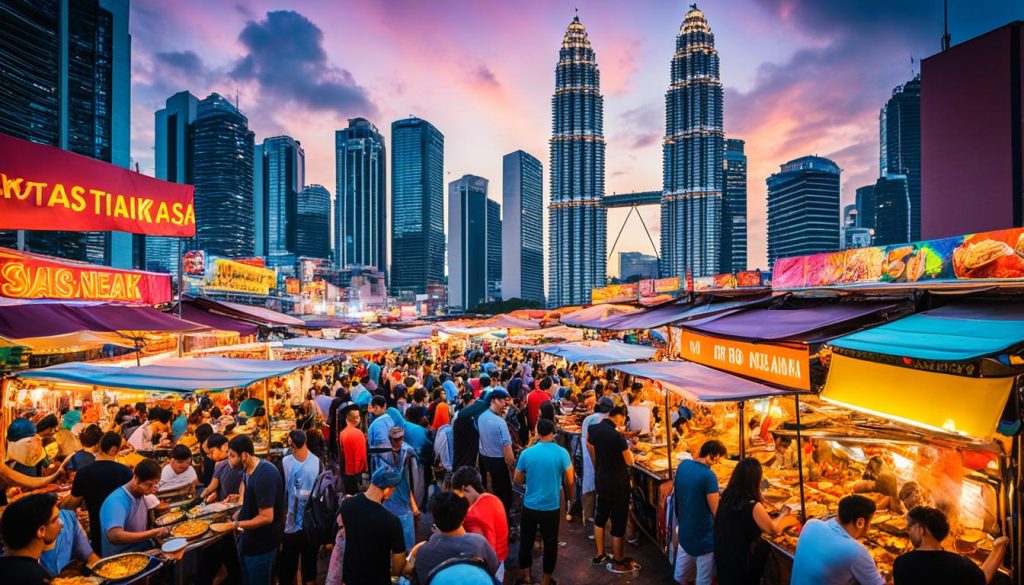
[128,0,1023,274]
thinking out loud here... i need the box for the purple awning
[177,303,259,337]
[604,295,772,331]
[0,302,207,340]
[560,304,642,328]
[608,360,802,402]
[187,296,305,327]
[681,301,905,342]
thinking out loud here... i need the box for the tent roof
[538,340,656,364]
[15,355,331,393]
[829,302,1024,361]
[603,295,771,331]
[680,300,904,342]
[476,314,544,330]
[282,328,432,352]
[0,302,207,340]
[607,360,802,402]
[176,303,259,336]
[560,304,642,328]
[187,296,305,327]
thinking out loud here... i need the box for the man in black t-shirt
[893,506,1008,585]
[340,467,407,584]
[0,492,62,585]
[227,434,285,585]
[587,406,639,573]
[64,431,134,554]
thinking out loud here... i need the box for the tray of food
[52,577,103,585]
[90,552,156,582]
[186,501,241,518]
[169,519,209,540]
[154,510,185,526]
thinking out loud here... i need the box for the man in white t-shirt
[157,445,199,495]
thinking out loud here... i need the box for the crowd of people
[0,340,1014,585]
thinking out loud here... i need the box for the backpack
[302,461,341,547]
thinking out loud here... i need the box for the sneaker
[587,532,595,541]
[606,558,641,574]
[627,535,640,546]
[591,553,610,565]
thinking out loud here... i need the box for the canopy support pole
[665,385,671,471]
[177,238,184,358]
[794,394,807,522]
[738,400,746,459]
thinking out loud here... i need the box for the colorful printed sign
[285,278,300,295]
[206,258,277,295]
[773,227,1024,289]
[0,133,195,237]
[183,250,206,276]
[233,257,266,268]
[680,330,810,390]
[591,283,638,304]
[0,247,172,304]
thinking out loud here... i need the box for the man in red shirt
[451,465,508,581]
[527,378,553,433]
[338,405,367,495]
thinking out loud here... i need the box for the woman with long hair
[713,457,797,585]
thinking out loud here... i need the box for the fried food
[170,519,209,539]
[887,246,913,263]
[886,260,906,279]
[52,578,101,585]
[1016,233,1024,258]
[905,249,927,282]
[92,553,150,580]
[155,511,184,526]
[953,239,1013,275]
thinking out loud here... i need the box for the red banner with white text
[0,133,195,237]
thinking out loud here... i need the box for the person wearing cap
[477,388,514,515]
[340,467,408,584]
[7,418,51,478]
[581,396,615,534]
[377,424,421,551]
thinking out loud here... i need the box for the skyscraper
[871,175,911,246]
[336,118,387,275]
[549,14,606,307]
[722,138,747,271]
[391,117,445,295]
[619,252,659,281]
[255,135,305,259]
[192,93,255,258]
[448,175,493,311]
[855,184,877,232]
[661,4,724,279]
[296,184,331,260]
[501,150,545,304]
[487,198,502,302]
[0,0,133,267]
[880,75,920,240]
[766,156,841,268]
[148,90,198,275]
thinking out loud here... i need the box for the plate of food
[155,510,184,526]
[90,552,153,581]
[210,521,235,533]
[169,519,209,540]
[52,577,103,585]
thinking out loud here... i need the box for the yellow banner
[207,258,276,295]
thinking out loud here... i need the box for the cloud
[474,65,500,87]
[230,10,378,119]
[154,50,205,74]
[615,102,662,150]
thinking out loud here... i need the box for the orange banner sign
[679,330,810,390]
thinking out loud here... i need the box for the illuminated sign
[591,283,638,304]
[206,258,277,295]
[285,278,300,295]
[680,330,810,390]
[183,250,206,276]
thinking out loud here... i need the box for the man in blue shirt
[791,495,885,585]
[477,388,514,514]
[378,425,421,551]
[40,509,99,575]
[100,459,169,556]
[441,373,459,404]
[673,440,727,585]
[514,418,574,585]
[279,430,322,585]
[367,395,394,449]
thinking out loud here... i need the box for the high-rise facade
[391,117,445,295]
[501,150,545,304]
[192,93,255,258]
[448,175,492,311]
[0,0,133,267]
[620,252,659,281]
[336,118,387,275]
[871,175,911,246]
[486,198,502,302]
[548,15,606,307]
[148,91,198,275]
[296,184,330,260]
[855,184,877,233]
[661,5,724,279]
[766,156,841,268]
[255,135,305,259]
[880,76,920,240]
[722,138,747,271]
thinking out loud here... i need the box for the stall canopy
[538,340,657,364]
[476,314,544,330]
[602,295,771,331]
[282,327,432,352]
[607,360,802,402]
[175,302,259,337]
[828,302,1024,361]
[680,300,905,342]
[15,355,332,393]
[560,304,642,328]
[186,296,305,327]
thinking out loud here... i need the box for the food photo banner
[0,133,195,237]
[773,227,1024,289]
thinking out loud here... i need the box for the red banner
[0,247,172,304]
[0,133,195,237]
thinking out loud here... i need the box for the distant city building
[487,198,502,302]
[0,0,134,267]
[255,135,305,259]
[335,118,387,276]
[723,138,748,271]
[880,76,921,240]
[148,91,198,275]
[661,5,724,278]
[549,15,607,307]
[619,252,659,281]
[855,185,877,233]
[843,204,860,228]
[766,156,841,268]
[502,151,545,304]
[871,175,911,245]
[193,93,255,258]
[391,116,445,295]
[448,175,499,310]
[296,184,331,260]
[921,22,1024,238]
[845,227,874,249]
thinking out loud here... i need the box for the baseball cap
[487,389,511,401]
[7,418,36,442]
[595,396,615,413]
[371,467,402,488]
[388,425,406,439]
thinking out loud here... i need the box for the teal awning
[829,303,1024,361]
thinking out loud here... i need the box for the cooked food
[170,519,209,539]
[905,249,927,281]
[886,260,906,279]
[52,578,101,585]
[887,246,913,263]
[870,548,896,566]
[210,521,235,533]
[953,239,1013,275]
[1016,233,1024,258]
[763,487,790,502]
[187,505,204,517]
[92,553,150,580]
[155,511,184,526]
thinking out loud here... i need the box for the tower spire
[941,0,951,51]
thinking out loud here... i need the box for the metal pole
[664,385,671,471]
[794,394,807,521]
[738,400,746,459]
[177,239,184,357]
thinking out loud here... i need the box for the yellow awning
[821,353,1014,440]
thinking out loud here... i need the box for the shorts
[594,495,628,537]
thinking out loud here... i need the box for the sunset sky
[128,0,1023,273]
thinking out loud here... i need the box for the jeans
[278,531,318,584]
[479,455,513,515]
[674,544,714,585]
[240,548,276,585]
[396,511,416,551]
[519,507,561,575]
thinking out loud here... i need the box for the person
[280,430,322,585]
[340,467,408,584]
[157,444,199,494]
[434,419,455,480]
[0,493,63,585]
[339,405,368,495]
[377,424,420,551]
[228,434,286,585]
[527,378,552,432]
[587,406,640,573]
[65,423,102,472]
[790,494,886,585]
[441,374,459,404]
[452,391,488,471]
[451,466,508,582]
[199,433,243,502]
[100,458,170,555]
[62,431,134,554]
[893,506,1009,585]
[39,508,100,575]
[581,396,613,532]
[713,457,797,585]
[6,418,50,477]
[367,396,395,448]
[237,394,264,418]
[514,418,575,585]
[406,491,500,584]
[477,388,515,514]
[674,439,728,585]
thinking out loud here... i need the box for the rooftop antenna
[941,0,951,51]
[235,88,240,110]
